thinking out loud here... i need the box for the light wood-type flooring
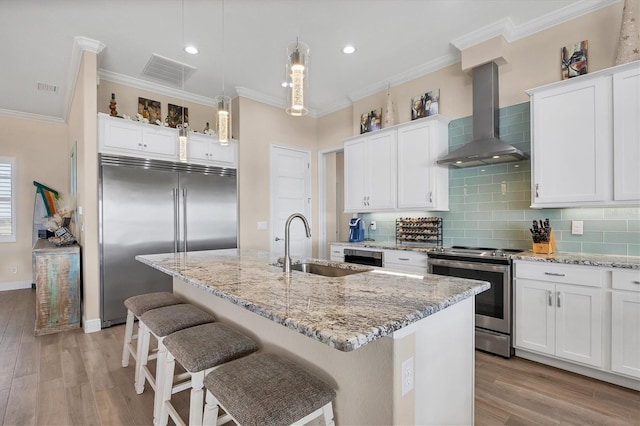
[1,288,638,425]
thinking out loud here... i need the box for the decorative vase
[383,89,396,128]
[615,0,640,65]
[109,93,118,117]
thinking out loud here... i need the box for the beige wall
[0,117,68,287]
[236,97,318,253]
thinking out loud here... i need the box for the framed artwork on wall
[138,97,161,123]
[561,40,588,79]
[167,103,189,128]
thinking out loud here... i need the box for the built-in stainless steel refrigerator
[99,154,237,327]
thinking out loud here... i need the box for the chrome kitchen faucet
[283,213,311,273]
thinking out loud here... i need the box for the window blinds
[0,160,13,237]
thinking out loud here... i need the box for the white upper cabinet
[188,133,238,168]
[344,129,397,212]
[527,61,640,208]
[613,66,640,201]
[344,116,449,213]
[397,116,449,211]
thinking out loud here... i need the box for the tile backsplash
[360,102,640,256]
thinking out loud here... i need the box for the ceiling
[0,0,616,121]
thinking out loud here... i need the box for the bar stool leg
[321,402,335,426]
[189,371,206,426]
[122,310,135,367]
[135,322,151,394]
[203,390,223,426]
[153,338,168,424]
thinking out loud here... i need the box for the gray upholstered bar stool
[202,353,336,426]
[121,292,182,384]
[136,304,216,420]
[157,322,259,426]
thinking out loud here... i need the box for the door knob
[275,237,283,241]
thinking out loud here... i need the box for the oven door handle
[428,257,509,273]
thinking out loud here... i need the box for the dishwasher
[343,248,383,267]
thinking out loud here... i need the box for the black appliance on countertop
[427,246,523,358]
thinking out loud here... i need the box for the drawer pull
[544,272,565,277]
[633,280,640,284]
[398,257,410,261]
[332,251,341,254]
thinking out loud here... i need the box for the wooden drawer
[384,249,428,268]
[612,269,640,292]
[514,261,603,288]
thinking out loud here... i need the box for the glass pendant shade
[286,40,309,116]
[177,124,188,162]
[215,95,231,145]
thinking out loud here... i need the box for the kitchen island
[136,249,489,425]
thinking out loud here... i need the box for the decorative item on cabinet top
[360,109,382,134]
[411,89,439,120]
[396,217,442,246]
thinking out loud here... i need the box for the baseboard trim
[0,280,33,291]
[83,318,102,334]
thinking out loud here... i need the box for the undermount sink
[291,262,366,277]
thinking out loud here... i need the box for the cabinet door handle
[535,183,540,198]
[633,280,640,284]
[556,291,561,308]
[429,192,433,203]
[398,257,410,261]
[548,290,553,307]
[332,250,341,254]
[544,272,565,277]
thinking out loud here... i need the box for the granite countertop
[511,251,640,270]
[330,241,437,253]
[136,249,489,352]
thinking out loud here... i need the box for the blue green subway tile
[504,102,530,115]
[450,186,478,196]
[478,183,502,194]
[450,168,479,179]
[465,229,493,239]
[582,220,628,232]
[445,229,466,238]
[466,175,494,186]
[603,207,640,220]
[500,113,525,126]
[508,200,533,210]
[449,220,479,229]
[548,220,571,231]
[507,121,530,135]
[449,177,466,188]
[493,229,527,240]
[506,221,532,231]
[477,220,499,229]
[448,126,464,137]
[555,241,582,253]
[509,160,531,172]
[627,244,640,256]
[449,195,466,205]
[508,180,532,192]
[465,193,494,204]
[500,132,525,145]
[581,242,628,256]
[478,201,509,212]
[480,164,509,175]
[464,212,493,221]
[450,202,479,212]
[443,212,466,221]
[451,237,480,247]
[463,124,474,135]
[629,221,640,232]
[492,210,526,221]
[558,231,604,243]
[524,209,563,221]
[492,172,526,183]
[449,134,473,147]
[604,232,640,244]
[560,208,604,220]
[493,191,526,202]
[449,116,472,128]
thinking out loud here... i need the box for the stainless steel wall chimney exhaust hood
[437,62,528,168]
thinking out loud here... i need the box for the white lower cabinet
[515,261,640,389]
[383,249,428,275]
[611,269,640,379]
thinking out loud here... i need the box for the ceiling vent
[37,82,59,94]
[141,53,196,87]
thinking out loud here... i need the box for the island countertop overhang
[135,249,490,352]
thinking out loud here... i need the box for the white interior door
[270,145,312,259]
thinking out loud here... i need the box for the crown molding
[0,108,66,124]
[98,69,221,108]
[315,98,353,118]
[235,86,319,118]
[64,36,106,122]
[451,0,620,51]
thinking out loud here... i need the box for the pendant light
[178,0,189,162]
[285,1,309,116]
[286,39,309,116]
[216,0,231,145]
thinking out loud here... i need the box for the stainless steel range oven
[428,247,521,358]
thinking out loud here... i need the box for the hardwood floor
[0,288,638,425]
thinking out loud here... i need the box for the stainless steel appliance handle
[173,188,178,253]
[544,272,565,277]
[556,291,561,308]
[548,290,553,307]
[398,257,410,261]
[182,188,188,252]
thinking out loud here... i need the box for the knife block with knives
[530,218,556,254]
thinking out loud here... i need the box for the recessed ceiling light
[342,45,356,54]
[185,46,198,55]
